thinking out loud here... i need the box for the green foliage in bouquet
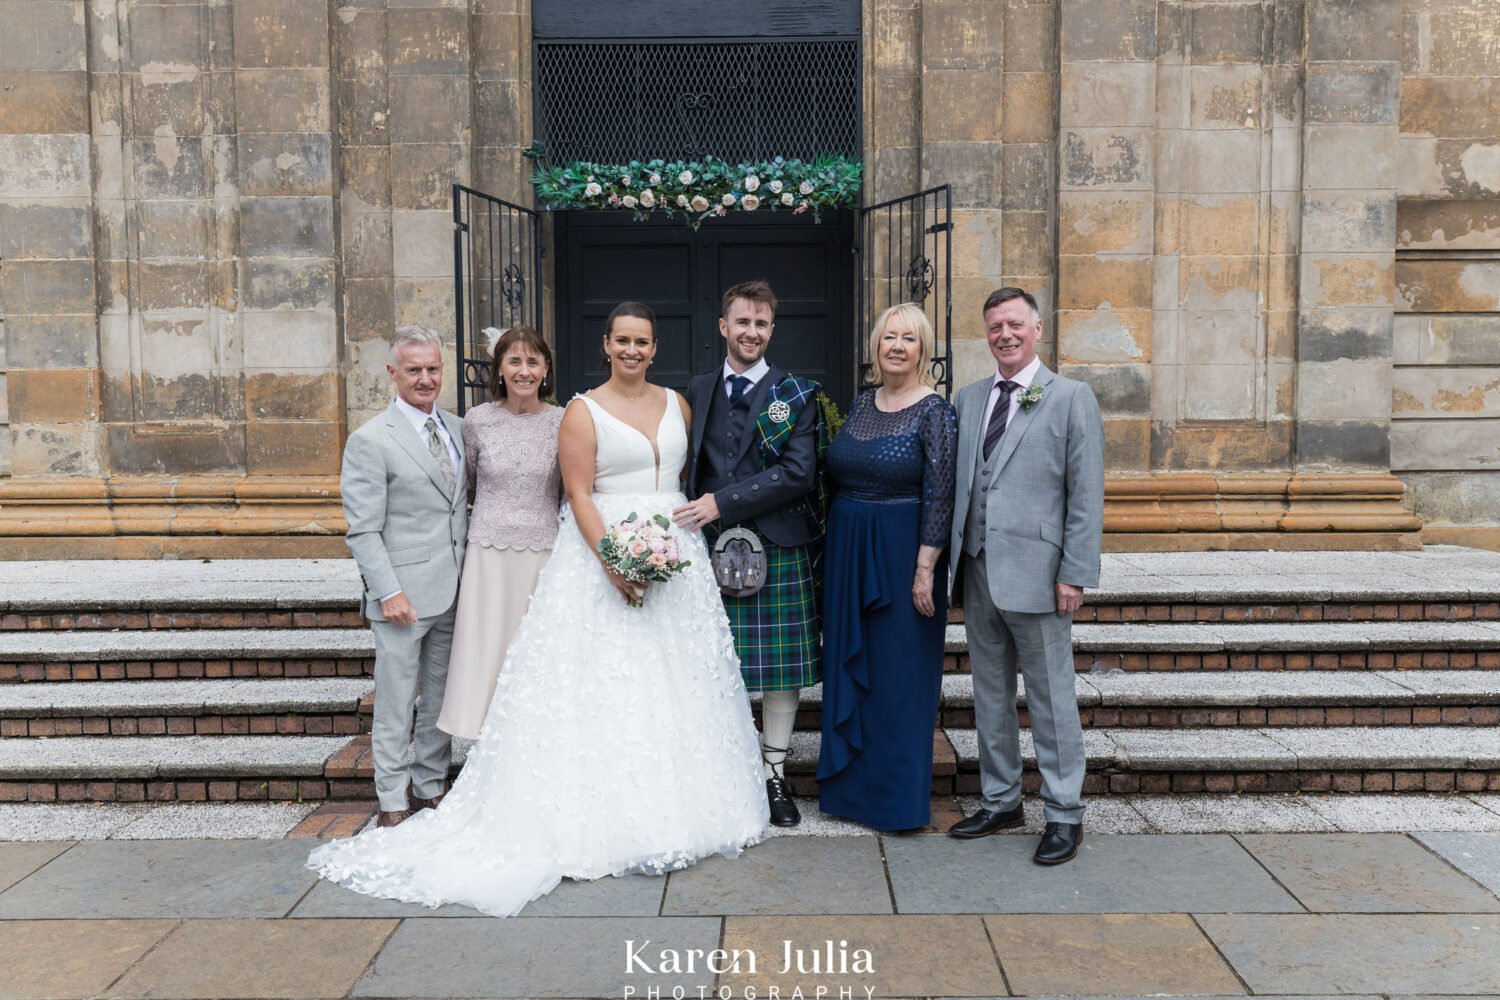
[526,144,862,229]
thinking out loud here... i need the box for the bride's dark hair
[601,301,656,365]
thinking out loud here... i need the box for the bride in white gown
[307,302,770,916]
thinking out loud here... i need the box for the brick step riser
[776,705,1500,730]
[1,713,369,739]
[0,611,365,632]
[11,768,1498,804]
[5,603,1496,633]
[0,659,375,683]
[1071,602,1500,624]
[940,651,1500,674]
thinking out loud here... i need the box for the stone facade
[0,0,1496,555]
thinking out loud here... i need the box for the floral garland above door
[526,145,862,229]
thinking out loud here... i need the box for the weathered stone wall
[1392,0,1500,545]
[1,0,1496,552]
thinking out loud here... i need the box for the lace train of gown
[307,390,770,916]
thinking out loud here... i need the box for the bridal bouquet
[597,513,691,606]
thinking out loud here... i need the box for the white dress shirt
[382,396,463,603]
[978,355,1043,445]
[721,357,770,399]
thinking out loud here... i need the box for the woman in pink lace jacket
[437,326,564,739]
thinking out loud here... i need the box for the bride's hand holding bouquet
[596,513,692,607]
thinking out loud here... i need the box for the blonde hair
[867,303,936,388]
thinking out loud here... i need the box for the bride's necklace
[611,381,652,402]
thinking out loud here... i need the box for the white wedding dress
[308,388,769,916]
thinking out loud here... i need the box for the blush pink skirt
[437,544,550,738]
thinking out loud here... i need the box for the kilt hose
[716,534,822,692]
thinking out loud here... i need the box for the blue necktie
[728,374,752,407]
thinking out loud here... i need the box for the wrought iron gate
[856,185,953,397]
[452,184,544,414]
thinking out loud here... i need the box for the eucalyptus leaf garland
[526,146,862,228]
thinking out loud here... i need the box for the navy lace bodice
[826,391,958,547]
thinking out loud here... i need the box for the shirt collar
[993,356,1042,391]
[394,395,442,433]
[723,357,770,387]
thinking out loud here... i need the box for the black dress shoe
[1033,821,1082,864]
[948,803,1025,839]
[766,776,801,827]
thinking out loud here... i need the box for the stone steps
[0,678,372,737]
[944,621,1500,673]
[0,629,374,682]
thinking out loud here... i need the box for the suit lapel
[689,371,712,456]
[954,379,987,520]
[731,364,780,468]
[990,365,1056,479]
[386,401,454,502]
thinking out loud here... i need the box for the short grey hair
[388,325,443,364]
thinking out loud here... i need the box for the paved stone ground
[1,831,1498,999]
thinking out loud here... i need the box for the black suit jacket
[685,364,822,548]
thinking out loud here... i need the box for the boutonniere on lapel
[1018,383,1045,412]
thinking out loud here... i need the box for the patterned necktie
[424,416,455,494]
[727,374,752,407]
[983,380,1021,460]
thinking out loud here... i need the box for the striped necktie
[983,380,1021,461]
[424,417,455,494]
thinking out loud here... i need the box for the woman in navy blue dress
[816,303,958,831]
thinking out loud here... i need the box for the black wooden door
[554,210,856,407]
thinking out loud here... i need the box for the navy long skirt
[815,495,947,830]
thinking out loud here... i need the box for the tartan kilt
[719,538,822,692]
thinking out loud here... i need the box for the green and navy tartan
[754,375,830,535]
[719,537,821,692]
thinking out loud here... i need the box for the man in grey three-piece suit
[342,325,468,828]
[947,287,1105,865]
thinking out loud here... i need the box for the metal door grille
[534,39,859,163]
[452,184,544,414]
[857,186,954,397]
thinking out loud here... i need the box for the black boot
[763,743,800,827]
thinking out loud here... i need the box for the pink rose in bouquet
[596,511,692,607]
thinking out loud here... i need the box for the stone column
[1056,0,1157,468]
[919,0,1010,382]
[1295,0,1401,468]
[0,0,101,479]
[387,0,472,414]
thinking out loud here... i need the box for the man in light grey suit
[342,325,468,828]
[947,287,1104,865]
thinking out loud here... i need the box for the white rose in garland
[649,173,662,185]
[780,192,794,206]
[769,179,783,194]
[799,180,815,195]
[621,175,632,187]
[584,182,603,197]
[721,193,736,207]
[679,170,694,184]
[677,194,690,207]
[690,194,710,212]
[639,189,656,208]
[741,194,761,211]
[622,194,638,209]
[744,175,760,192]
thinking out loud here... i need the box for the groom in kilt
[675,280,826,827]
